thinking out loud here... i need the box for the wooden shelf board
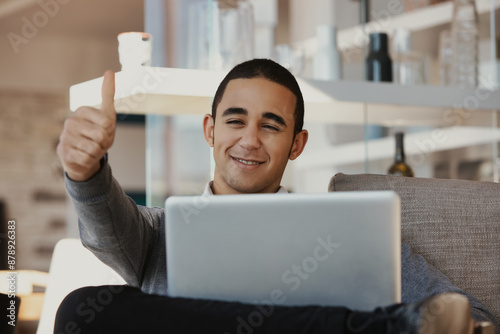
[295,126,500,169]
[70,67,500,127]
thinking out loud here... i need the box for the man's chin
[228,180,277,194]
[215,167,280,194]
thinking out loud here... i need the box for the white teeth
[235,158,262,165]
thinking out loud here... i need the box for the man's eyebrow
[221,108,287,128]
[221,107,247,117]
[263,112,287,127]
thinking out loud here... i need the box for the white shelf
[295,0,500,56]
[295,126,500,170]
[70,66,500,127]
[70,67,227,116]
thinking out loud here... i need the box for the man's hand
[57,71,116,182]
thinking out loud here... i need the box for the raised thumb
[101,70,115,113]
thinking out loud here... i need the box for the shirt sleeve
[64,159,164,288]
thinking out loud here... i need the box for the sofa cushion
[329,173,500,323]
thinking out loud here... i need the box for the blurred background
[0,0,499,332]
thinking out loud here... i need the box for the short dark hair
[211,58,304,136]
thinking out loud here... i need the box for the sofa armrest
[329,173,500,326]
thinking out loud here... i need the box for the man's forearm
[65,160,155,287]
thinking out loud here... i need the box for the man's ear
[289,129,308,160]
[203,114,215,147]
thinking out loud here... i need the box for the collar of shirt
[202,181,288,196]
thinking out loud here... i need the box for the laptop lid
[165,191,401,311]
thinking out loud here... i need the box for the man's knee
[54,285,129,334]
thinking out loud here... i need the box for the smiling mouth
[232,157,265,165]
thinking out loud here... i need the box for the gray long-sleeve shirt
[66,160,497,328]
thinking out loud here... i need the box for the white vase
[313,25,342,81]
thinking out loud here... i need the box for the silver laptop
[165,191,401,311]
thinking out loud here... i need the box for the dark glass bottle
[388,132,414,177]
[366,33,393,82]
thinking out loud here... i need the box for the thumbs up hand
[57,71,117,182]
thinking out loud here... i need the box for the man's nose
[239,124,261,150]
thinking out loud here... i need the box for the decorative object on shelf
[450,0,478,88]
[312,25,342,81]
[117,32,152,70]
[275,44,305,75]
[187,0,254,71]
[439,30,453,86]
[388,132,414,177]
[392,29,424,85]
[366,32,392,82]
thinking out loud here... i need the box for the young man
[55,59,495,333]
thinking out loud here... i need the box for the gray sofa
[329,173,499,329]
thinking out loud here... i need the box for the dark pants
[54,285,402,334]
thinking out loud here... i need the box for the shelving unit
[69,0,500,189]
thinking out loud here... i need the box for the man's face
[203,77,308,195]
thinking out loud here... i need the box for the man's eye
[263,125,280,131]
[226,120,244,125]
